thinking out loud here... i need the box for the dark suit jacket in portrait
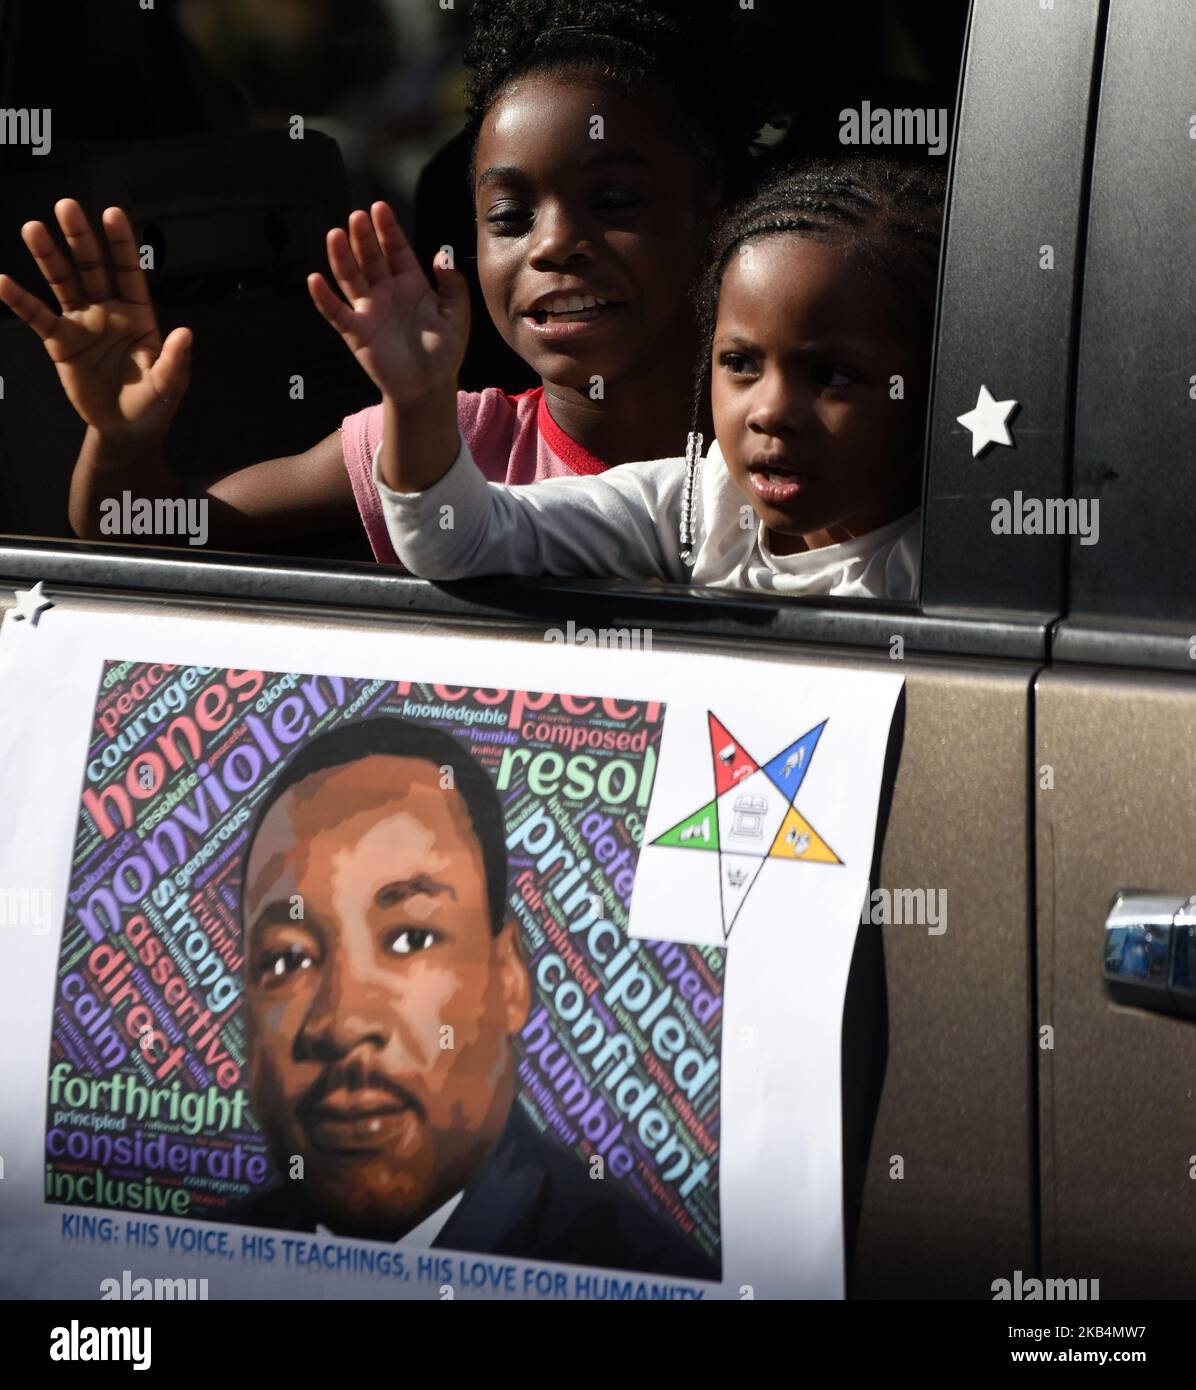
[237,1102,719,1282]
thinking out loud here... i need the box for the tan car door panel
[850,657,1037,1297]
[1036,668,1196,1297]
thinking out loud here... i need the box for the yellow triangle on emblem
[768,806,840,863]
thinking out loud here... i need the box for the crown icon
[727,867,748,888]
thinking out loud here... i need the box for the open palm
[308,202,470,404]
[0,199,190,437]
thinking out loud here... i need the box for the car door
[851,0,1102,1296]
[1036,0,1196,1298]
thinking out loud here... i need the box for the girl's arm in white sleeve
[371,434,689,582]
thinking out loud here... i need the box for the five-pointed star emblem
[957,384,1017,457]
[10,581,54,626]
[651,713,842,939]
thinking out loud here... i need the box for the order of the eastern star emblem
[651,713,842,938]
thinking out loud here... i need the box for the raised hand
[0,199,191,438]
[307,202,470,405]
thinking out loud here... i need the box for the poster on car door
[0,602,901,1299]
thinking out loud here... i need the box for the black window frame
[1053,0,1196,674]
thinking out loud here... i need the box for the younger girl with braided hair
[372,155,946,600]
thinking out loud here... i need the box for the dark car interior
[0,0,967,563]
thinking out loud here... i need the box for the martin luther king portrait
[234,716,714,1280]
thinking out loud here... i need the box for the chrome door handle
[1103,891,1196,1016]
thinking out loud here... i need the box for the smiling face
[711,234,929,554]
[473,73,717,394]
[242,754,530,1239]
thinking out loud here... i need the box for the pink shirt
[340,387,608,565]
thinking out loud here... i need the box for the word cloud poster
[0,606,901,1300]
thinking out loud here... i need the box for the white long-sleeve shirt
[372,435,921,602]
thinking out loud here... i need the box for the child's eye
[485,203,531,234]
[719,351,758,377]
[592,188,641,213]
[817,365,856,389]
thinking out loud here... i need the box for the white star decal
[10,581,54,626]
[957,384,1017,458]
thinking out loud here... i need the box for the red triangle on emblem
[708,712,759,797]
